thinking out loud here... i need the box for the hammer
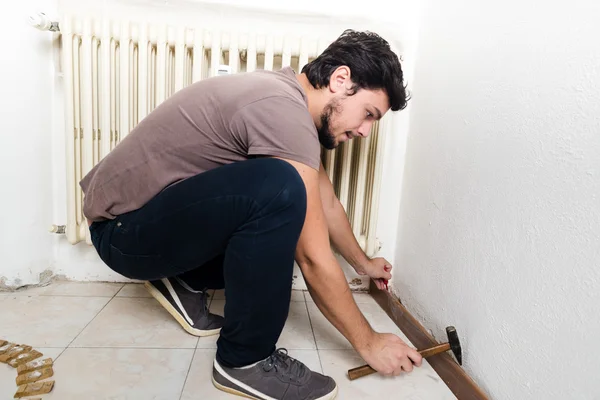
[347,326,462,380]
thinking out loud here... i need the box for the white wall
[393,0,600,398]
[0,0,58,288]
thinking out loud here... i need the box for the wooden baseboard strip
[369,280,489,400]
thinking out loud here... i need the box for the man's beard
[317,99,339,150]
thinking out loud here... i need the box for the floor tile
[0,295,110,347]
[288,349,323,374]
[0,347,64,400]
[319,350,456,399]
[71,297,198,348]
[277,302,316,350]
[180,349,323,400]
[308,302,412,350]
[3,281,123,297]
[291,290,305,302]
[179,349,238,400]
[44,347,194,399]
[209,299,225,316]
[116,283,152,298]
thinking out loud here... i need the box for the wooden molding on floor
[369,280,489,400]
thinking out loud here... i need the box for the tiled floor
[0,282,456,399]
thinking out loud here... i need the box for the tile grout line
[208,290,215,309]
[303,294,325,374]
[28,284,124,364]
[52,346,68,363]
[178,347,198,400]
[62,285,125,350]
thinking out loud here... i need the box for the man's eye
[366,111,373,118]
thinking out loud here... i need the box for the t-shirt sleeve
[229,96,321,171]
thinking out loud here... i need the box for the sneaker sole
[144,281,222,337]
[212,359,338,400]
[212,375,261,400]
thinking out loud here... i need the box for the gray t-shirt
[80,66,321,221]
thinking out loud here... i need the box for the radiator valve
[29,12,60,32]
[49,225,66,234]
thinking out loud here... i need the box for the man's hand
[359,332,423,376]
[355,257,392,291]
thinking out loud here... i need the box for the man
[82,29,422,399]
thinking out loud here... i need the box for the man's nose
[357,121,373,137]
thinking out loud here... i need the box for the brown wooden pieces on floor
[0,338,55,399]
[16,367,55,386]
[1,345,33,363]
[9,350,44,368]
[14,381,55,398]
[17,358,54,374]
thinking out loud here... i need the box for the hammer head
[445,326,462,365]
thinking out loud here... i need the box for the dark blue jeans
[89,158,307,367]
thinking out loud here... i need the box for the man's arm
[317,161,370,270]
[275,157,422,376]
[279,158,374,350]
[317,162,392,290]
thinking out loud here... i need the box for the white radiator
[57,14,389,257]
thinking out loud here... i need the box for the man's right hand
[358,332,423,376]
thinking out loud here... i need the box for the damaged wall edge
[0,270,58,292]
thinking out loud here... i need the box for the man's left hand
[355,257,393,291]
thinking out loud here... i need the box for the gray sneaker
[144,277,223,337]
[212,348,338,400]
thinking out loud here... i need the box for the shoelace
[262,348,307,382]
[201,291,209,312]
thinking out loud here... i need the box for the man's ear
[328,66,351,94]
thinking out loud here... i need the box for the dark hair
[301,29,409,111]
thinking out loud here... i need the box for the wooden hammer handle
[347,364,377,380]
[347,343,451,381]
